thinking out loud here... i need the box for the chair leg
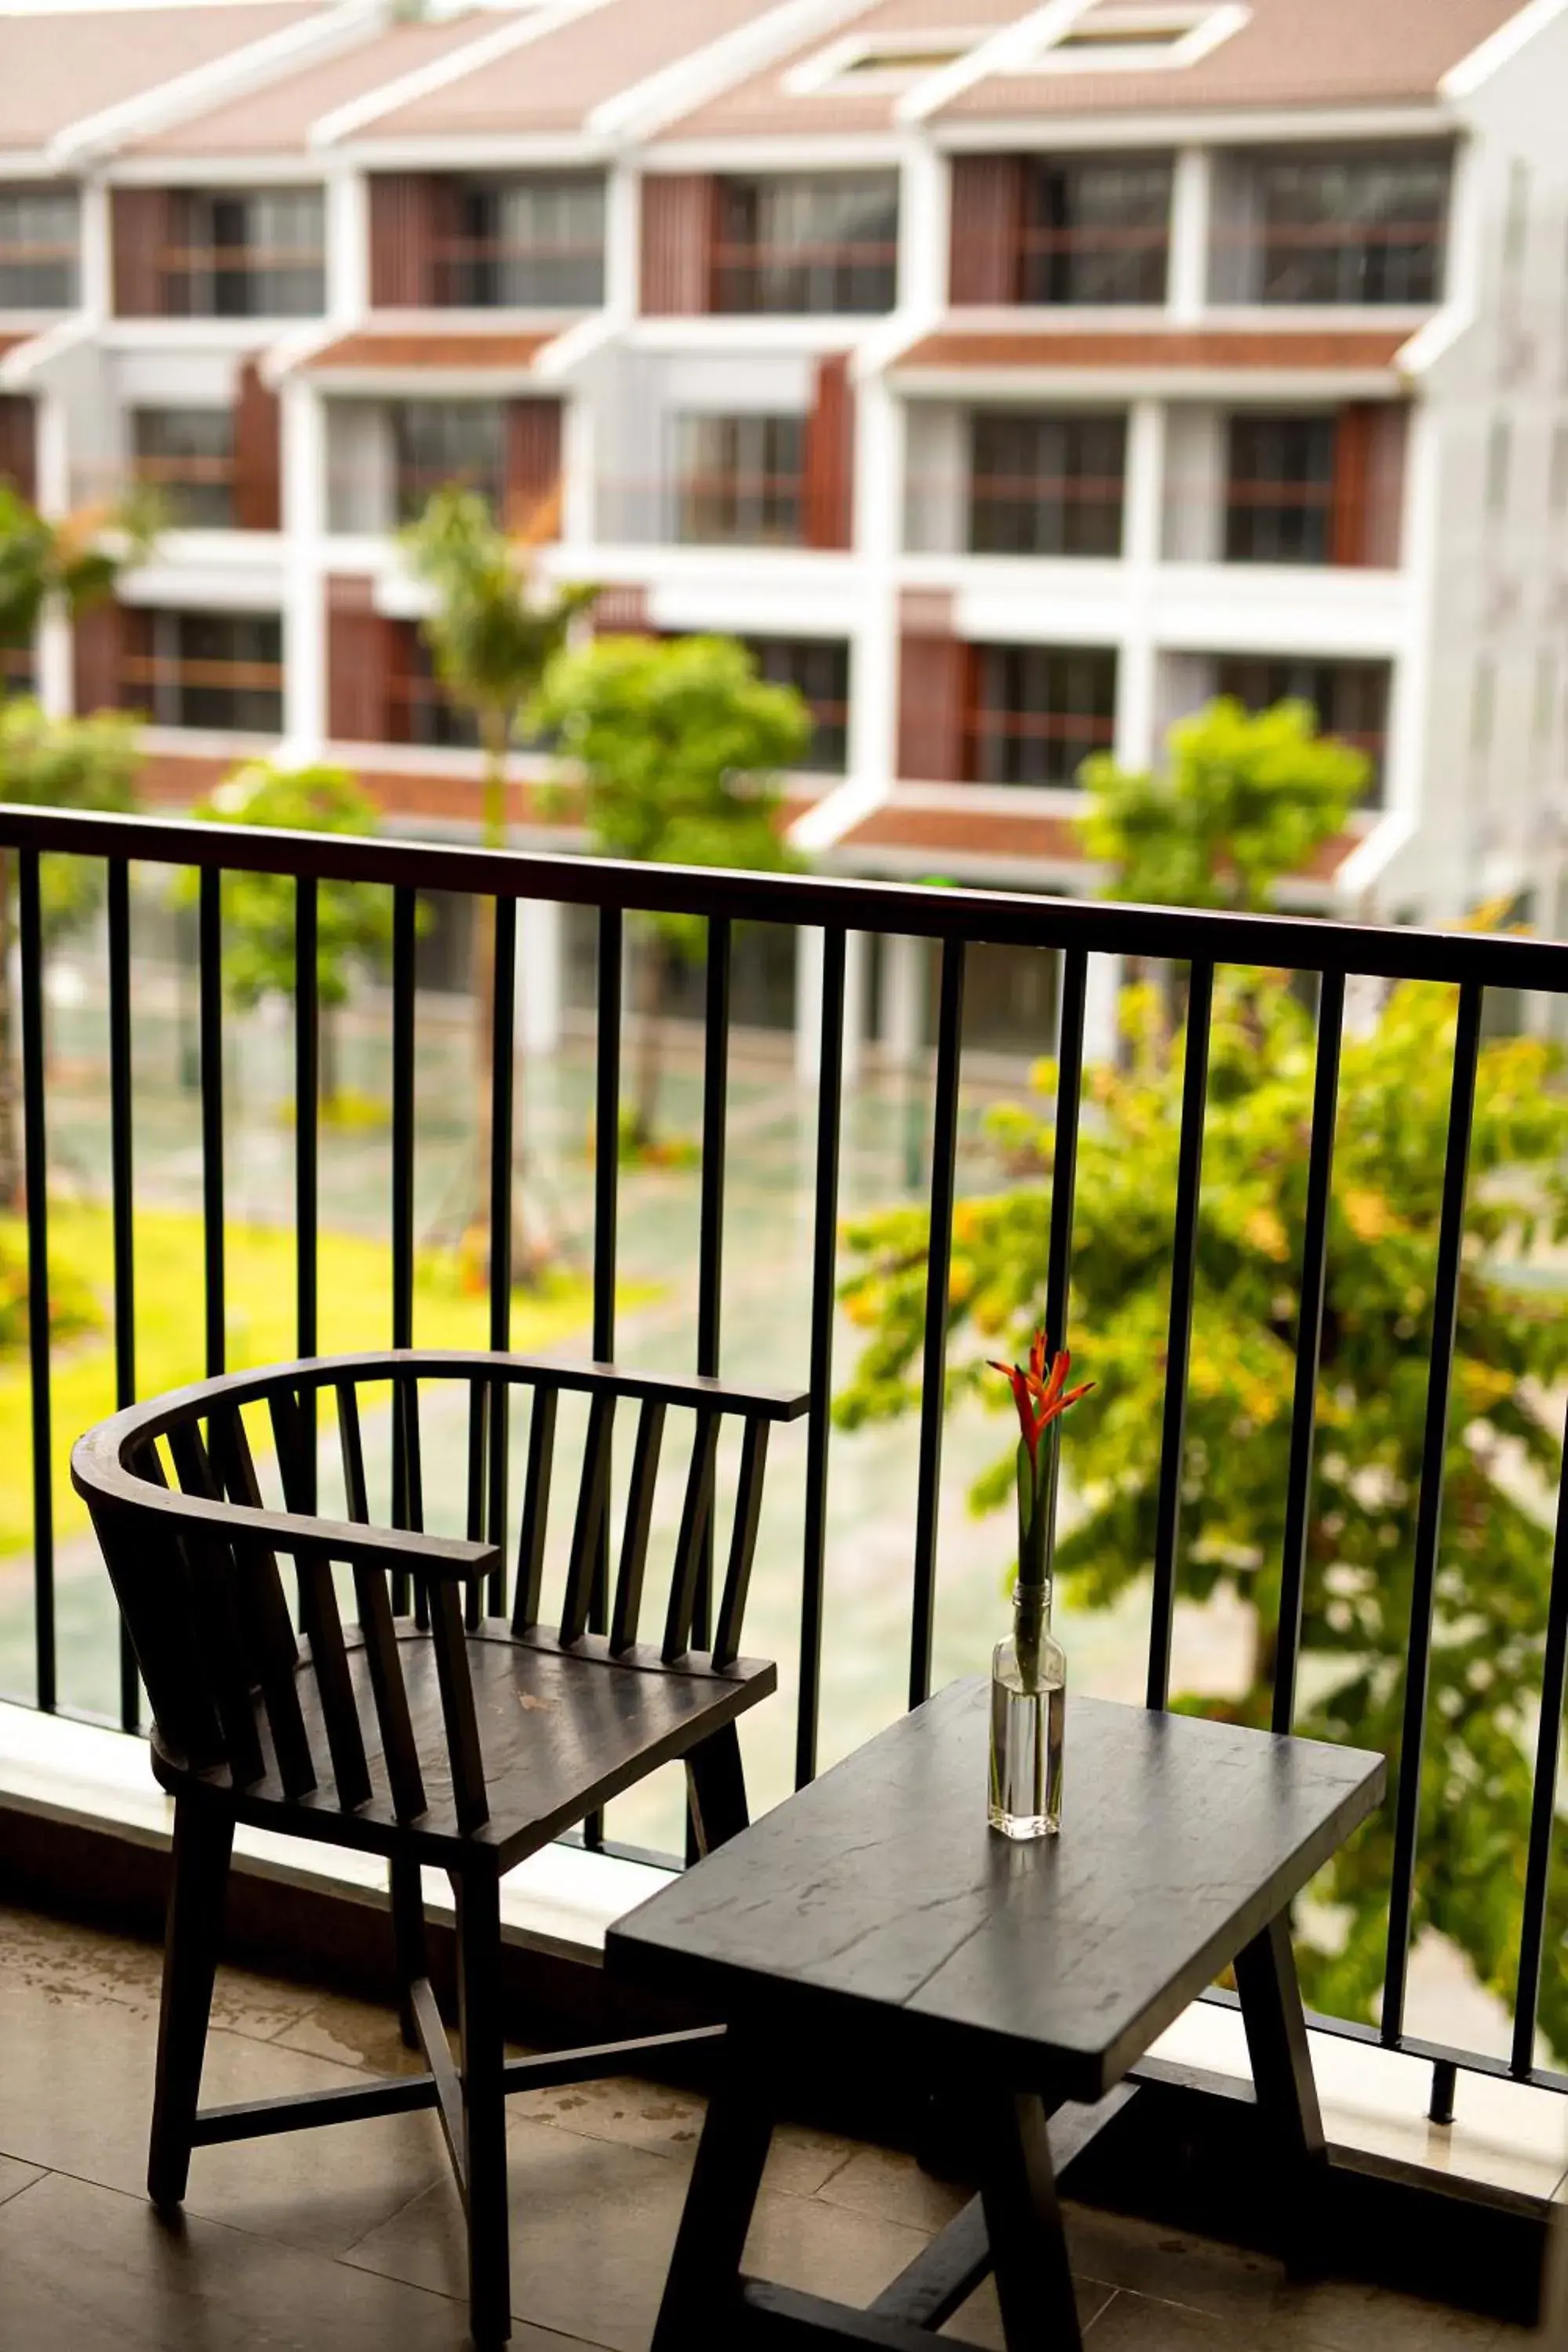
[148,1795,233,2209]
[389,1856,428,2053]
[456,1860,510,2347]
[685,1722,749,1859]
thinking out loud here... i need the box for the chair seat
[153,1620,776,1867]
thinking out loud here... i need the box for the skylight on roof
[1023,2,1249,73]
[786,28,987,96]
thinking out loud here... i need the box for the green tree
[1079,695,1367,913]
[0,481,158,658]
[401,487,597,1251]
[534,633,810,1151]
[181,763,394,1117]
[0,698,140,1205]
[837,710,1568,2053]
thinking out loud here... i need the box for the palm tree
[401,486,597,1267]
[0,483,158,1204]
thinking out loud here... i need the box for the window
[969,645,1118,786]
[132,408,233,528]
[1223,415,1336,564]
[1215,655,1388,800]
[1019,157,1173,305]
[1033,4,1247,69]
[442,175,604,308]
[389,401,506,524]
[128,610,284,734]
[743,637,849,772]
[0,185,77,309]
[397,626,480,751]
[675,415,806,546]
[968,412,1127,556]
[168,188,325,318]
[713,174,899,316]
[1244,151,1449,307]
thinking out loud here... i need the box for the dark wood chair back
[71,1349,808,1838]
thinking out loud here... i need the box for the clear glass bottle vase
[988,1578,1066,1840]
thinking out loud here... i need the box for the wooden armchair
[72,1347,808,2347]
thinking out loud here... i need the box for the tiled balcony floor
[0,1903,1534,2350]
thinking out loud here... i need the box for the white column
[877,930,924,1066]
[560,392,594,549]
[795,927,866,1086]
[1114,399,1164,771]
[1082,941,1123,1068]
[898,135,949,315]
[517,898,563,1056]
[848,375,903,791]
[326,165,368,323]
[280,378,325,757]
[78,176,111,321]
[604,161,641,317]
[1167,147,1211,323]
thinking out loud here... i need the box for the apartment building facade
[1,0,1565,1061]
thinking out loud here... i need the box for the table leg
[1235,1908,1327,2275]
[651,2031,774,2352]
[976,2085,1083,2352]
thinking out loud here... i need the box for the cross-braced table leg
[1235,1907,1328,2278]
[651,2030,774,2351]
[975,2084,1083,2351]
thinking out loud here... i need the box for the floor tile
[347,2111,694,2350]
[942,2272,1119,2344]
[274,1989,434,2078]
[0,2151,45,2207]
[0,2167,575,2351]
[742,2184,933,2308]
[0,1903,311,2045]
[0,1965,451,2259]
[1059,2206,1508,2349]
[811,2142,971,2234]
[508,2067,708,2165]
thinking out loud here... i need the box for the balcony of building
[368,171,608,314]
[644,170,900,320]
[0,808,1560,2348]
[324,395,564,541]
[593,364,854,558]
[110,186,326,323]
[1207,146,1452,312]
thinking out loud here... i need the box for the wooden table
[606,1680,1385,2351]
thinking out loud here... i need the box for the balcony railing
[1210,221,1447,308]
[597,474,808,549]
[431,237,605,310]
[710,238,898,317]
[159,241,325,320]
[1,802,1566,2146]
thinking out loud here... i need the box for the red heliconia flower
[987,1327,1094,1465]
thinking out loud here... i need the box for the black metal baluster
[1272,967,1345,1737]
[797,927,845,1788]
[1044,948,1086,1357]
[1382,978,1483,2045]
[1146,958,1214,1713]
[295,875,318,1515]
[1512,1386,1568,2079]
[199,866,224,1380]
[694,915,731,1650]
[19,852,52,1711]
[909,936,966,1713]
[390,885,416,1614]
[107,856,139,1731]
[487,896,516,1620]
[586,906,621,1847]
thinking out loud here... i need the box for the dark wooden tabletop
[608,1682,1385,2101]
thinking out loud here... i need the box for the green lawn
[0,1202,622,1557]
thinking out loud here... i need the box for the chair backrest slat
[336,1381,371,1523]
[511,1385,557,1635]
[205,1407,318,1801]
[89,1478,224,1772]
[560,1390,617,1646]
[429,1579,488,1833]
[663,1409,720,1664]
[713,1417,770,1669]
[394,1376,424,1533]
[267,1388,314,1515]
[464,1379,488,1632]
[609,1399,666,1657]
[352,1559,427,1821]
[296,1539,372,1810]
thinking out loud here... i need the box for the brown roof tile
[659,0,1014,140]
[365,0,770,140]
[301,327,564,372]
[896,325,1411,372]
[939,0,1520,120]
[130,16,495,156]
[841,800,1084,860]
[0,3,325,150]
